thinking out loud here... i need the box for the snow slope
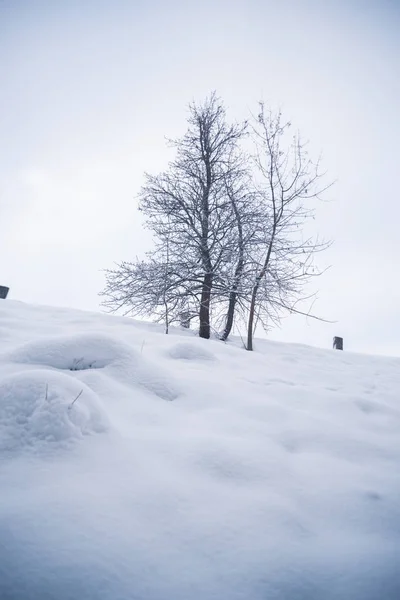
[1,300,400,600]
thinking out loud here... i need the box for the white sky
[1,0,399,356]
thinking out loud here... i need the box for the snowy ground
[1,300,400,600]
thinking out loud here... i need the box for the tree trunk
[199,273,212,339]
[221,291,237,341]
[246,281,260,351]
[246,230,276,351]
[221,263,243,341]
[221,189,244,342]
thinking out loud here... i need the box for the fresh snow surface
[1,301,400,600]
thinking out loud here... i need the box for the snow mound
[7,332,180,401]
[0,369,109,452]
[1,301,400,599]
[7,332,134,371]
[167,341,216,362]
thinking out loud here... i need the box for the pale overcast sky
[1,0,399,355]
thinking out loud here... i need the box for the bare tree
[138,93,247,338]
[101,254,201,326]
[245,104,332,351]
[101,95,332,347]
[219,171,262,341]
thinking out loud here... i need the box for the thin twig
[68,389,83,410]
[71,357,84,371]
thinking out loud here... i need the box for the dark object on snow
[333,336,343,350]
[180,311,191,329]
[0,286,9,299]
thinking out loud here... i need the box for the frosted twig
[68,389,83,410]
[71,357,84,371]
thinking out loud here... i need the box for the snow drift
[0,300,400,600]
[0,369,108,453]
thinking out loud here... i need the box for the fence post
[0,286,9,299]
[333,336,343,350]
[180,311,191,329]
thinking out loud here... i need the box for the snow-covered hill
[1,300,400,600]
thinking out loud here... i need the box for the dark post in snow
[0,286,9,299]
[180,311,191,329]
[333,336,343,350]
